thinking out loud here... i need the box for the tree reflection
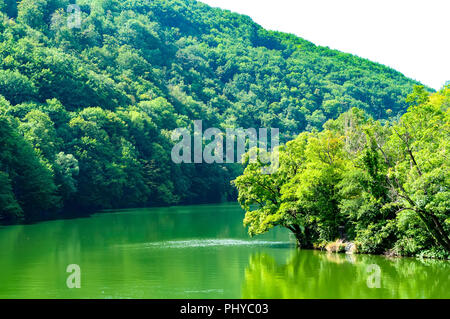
[242,250,450,299]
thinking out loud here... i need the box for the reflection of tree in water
[242,251,450,299]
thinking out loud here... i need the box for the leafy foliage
[235,87,450,257]
[0,0,425,223]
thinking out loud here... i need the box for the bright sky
[200,0,449,90]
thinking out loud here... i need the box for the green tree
[0,70,36,105]
[234,130,348,247]
[235,89,449,256]
[0,171,23,222]
[0,116,59,221]
[375,87,450,252]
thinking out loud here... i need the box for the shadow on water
[242,250,450,299]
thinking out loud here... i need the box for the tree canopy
[0,0,427,223]
[234,87,450,258]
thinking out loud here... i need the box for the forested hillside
[0,0,424,223]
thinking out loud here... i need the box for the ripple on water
[116,239,294,250]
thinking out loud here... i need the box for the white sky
[200,0,449,90]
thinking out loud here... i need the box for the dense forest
[235,86,450,258]
[0,0,426,224]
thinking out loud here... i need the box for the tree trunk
[289,224,312,249]
[418,211,450,253]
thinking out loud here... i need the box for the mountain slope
[0,0,425,222]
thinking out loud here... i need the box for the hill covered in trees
[0,0,425,223]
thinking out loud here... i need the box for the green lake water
[0,203,448,299]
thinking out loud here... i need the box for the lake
[0,203,448,299]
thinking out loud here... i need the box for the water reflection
[0,204,448,299]
[242,250,450,299]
